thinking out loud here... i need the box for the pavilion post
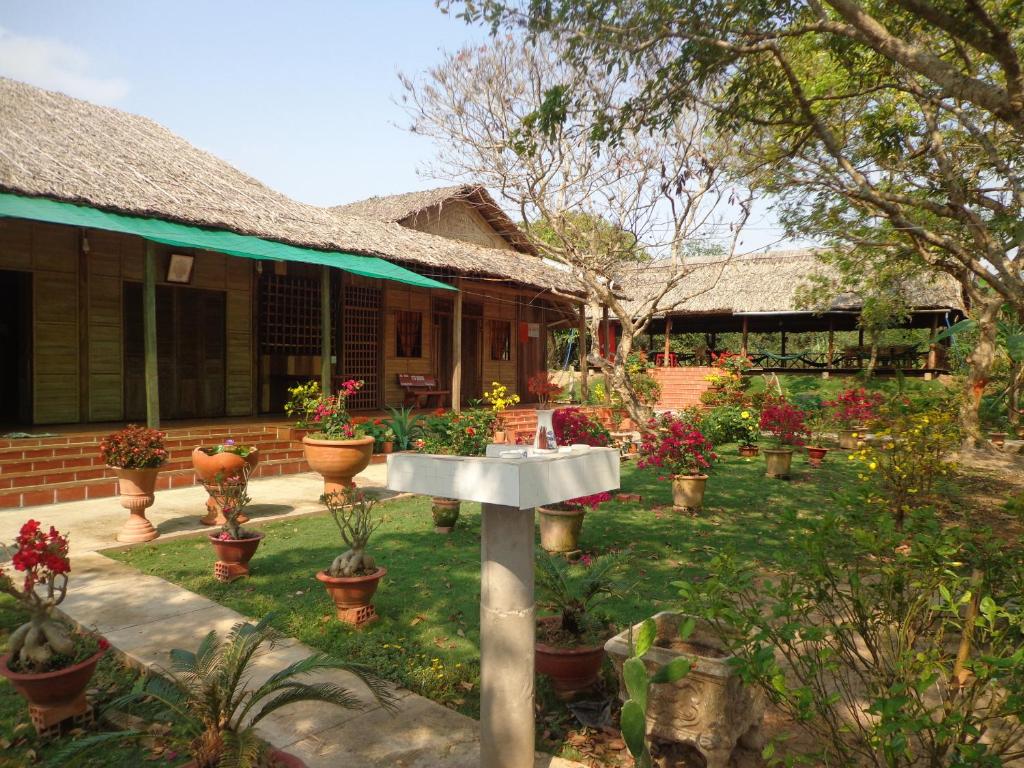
[740,316,749,358]
[926,313,939,371]
[663,316,672,366]
[780,330,787,358]
[143,241,160,428]
[320,265,332,394]
[825,318,835,379]
[577,303,588,402]
[452,281,463,412]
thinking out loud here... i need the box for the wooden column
[740,316,749,358]
[577,303,588,402]
[143,241,160,428]
[663,316,672,366]
[452,281,463,412]
[780,330,787,357]
[602,305,611,404]
[827,318,835,365]
[320,265,332,394]
[927,313,939,370]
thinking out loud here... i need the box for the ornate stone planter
[672,474,707,512]
[989,431,1007,448]
[606,612,765,768]
[112,467,160,543]
[763,448,794,479]
[302,436,374,494]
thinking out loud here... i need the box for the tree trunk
[961,297,1002,448]
[865,333,879,377]
[589,317,653,430]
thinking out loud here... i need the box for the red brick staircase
[650,367,715,409]
[0,422,308,510]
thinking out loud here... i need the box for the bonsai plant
[316,488,386,626]
[99,424,168,543]
[302,379,375,494]
[759,401,809,479]
[54,615,396,768]
[192,438,260,525]
[528,371,563,408]
[637,412,717,512]
[825,387,883,449]
[383,405,423,451]
[207,467,263,583]
[0,521,109,733]
[535,551,619,698]
[283,379,322,440]
[483,380,520,442]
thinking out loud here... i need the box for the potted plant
[431,497,461,533]
[383,405,423,451]
[637,412,717,512]
[759,402,809,479]
[55,615,396,767]
[535,552,619,698]
[538,493,612,553]
[283,379,322,441]
[552,407,613,448]
[0,521,109,734]
[207,467,263,583]
[99,424,168,543]
[825,388,882,449]
[192,439,260,525]
[484,380,520,443]
[805,410,833,468]
[316,488,386,626]
[302,379,375,494]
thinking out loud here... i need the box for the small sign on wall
[527,323,540,339]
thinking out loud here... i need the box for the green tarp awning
[0,193,455,291]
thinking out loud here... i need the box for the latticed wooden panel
[258,275,320,354]
[340,284,381,409]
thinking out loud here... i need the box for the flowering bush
[549,491,613,512]
[284,379,322,428]
[527,372,563,406]
[309,379,366,440]
[418,408,497,456]
[760,402,809,447]
[701,352,754,407]
[825,387,884,429]
[0,521,105,673]
[637,412,717,477]
[483,381,520,413]
[701,405,761,446]
[552,408,612,447]
[99,425,167,469]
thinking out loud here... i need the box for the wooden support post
[143,241,160,428]
[663,316,672,366]
[320,265,332,394]
[452,281,463,412]
[780,330,787,357]
[577,303,588,403]
[826,318,834,378]
[740,317,749,358]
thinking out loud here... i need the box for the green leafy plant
[535,551,619,645]
[200,439,257,458]
[701,405,760,447]
[283,380,322,429]
[417,408,496,456]
[384,405,424,451]
[54,615,396,768]
[322,488,383,577]
[99,425,167,469]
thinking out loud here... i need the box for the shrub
[528,372,563,406]
[309,379,365,440]
[552,407,612,447]
[759,402,808,447]
[99,424,167,469]
[825,387,884,429]
[284,379,322,428]
[483,381,520,412]
[418,408,497,456]
[384,405,423,450]
[637,412,717,477]
[701,405,761,446]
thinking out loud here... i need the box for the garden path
[2,470,582,767]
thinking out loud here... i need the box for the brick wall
[650,367,716,409]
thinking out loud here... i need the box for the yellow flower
[741,411,750,419]
[868,462,877,470]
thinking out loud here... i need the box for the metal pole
[321,266,332,394]
[143,242,160,428]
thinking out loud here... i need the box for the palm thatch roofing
[618,249,966,319]
[0,78,579,296]
[331,185,536,255]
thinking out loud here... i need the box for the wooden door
[432,299,453,406]
[0,270,32,425]
[460,311,483,404]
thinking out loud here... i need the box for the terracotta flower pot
[493,430,507,444]
[0,646,106,718]
[806,446,829,468]
[192,448,260,526]
[432,497,461,533]
[288,427,310,443]
[302,436,374,494]
[535,616,606,699]
[738,445,759,458]
[837,429,860,450]
[112,466,161,543]
[317,567,386,617]
[381,441,394,455]
[764,448,794,479]
[209,532,264,582]
[989,432,1007,448]
[538,505,585,552]
[672,474,708,512]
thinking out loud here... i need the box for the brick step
[0,430,284,462]
[0,457,312,510]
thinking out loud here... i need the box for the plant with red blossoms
[309,380,367,440]
[824,388,885,429]
[528,372,563,407]
[549,491,613,512]
[552,408,612,447]
[99,424,167,469]
[637,413,717,477]
[0,521,102,673]
[760,402,810,447]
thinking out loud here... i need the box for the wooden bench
[397,374,450,408]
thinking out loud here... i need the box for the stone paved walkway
[2,470,580,768]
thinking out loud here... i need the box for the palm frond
[220,726,266,768]
[248,682,367,726]
[45,730,142,766]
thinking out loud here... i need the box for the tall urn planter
[113,468,161,543]
[302,436,374,494]
[192,446,260,526]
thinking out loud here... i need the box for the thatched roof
[618,249,966,317]
[0,78,579,296]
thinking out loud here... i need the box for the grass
[108,448,867,720]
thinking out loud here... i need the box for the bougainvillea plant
[309,379,367,440]
[825,388,884,429]
[210,468,254,541]
[548,491,613,513]
[552,407,612,447]
[760,402,810,447]
[527,372,564,407]
[637,412,717,477]
[0,521,106,673]
[99,424,167,469]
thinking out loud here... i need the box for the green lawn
[108,449,867,720]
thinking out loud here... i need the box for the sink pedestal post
[480,502,535,768]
